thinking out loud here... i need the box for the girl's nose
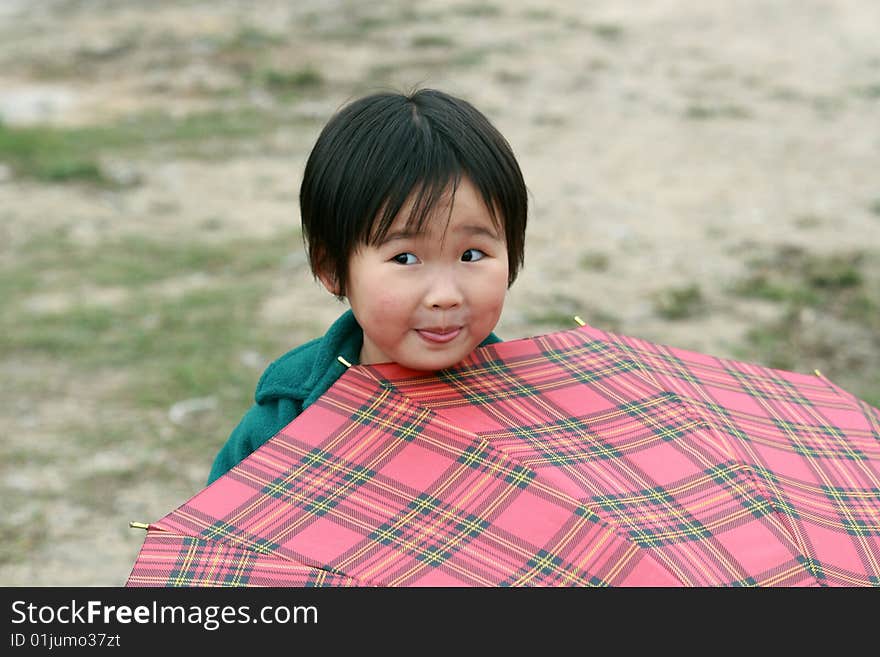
[424,271,463,309]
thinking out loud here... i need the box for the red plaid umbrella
[127,322,880,586]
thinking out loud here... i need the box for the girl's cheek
[372,291,408,317]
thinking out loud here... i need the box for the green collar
[255,309,501,407]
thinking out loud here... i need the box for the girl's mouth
[415,327,461,344]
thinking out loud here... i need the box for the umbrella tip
[337,355,352,368]
[573,316,586,327]
[814,369,822,377]
[129,521,149,531]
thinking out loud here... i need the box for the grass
[579,251,610,272]
[0,227,331,564]
[523,292,587,331]
[732,248,863,305]
[812,96,846,118]
[495,70,528,85]
[523,9,555,21]
[449,48,493,68]
[456,3,501,17]
[0,108,279,184]
[411,34,456,49]
[524,309,584,330]
[854,83,880,99]
[252,66,324,96]
[684,104,753,120]
[366,46,492,83]
[591,23,624,41]
[523,292,622,333]
[0,123,110,184]
[308,5,427,39]
[13,228,299,288]
[794,214,824,229]
[564,19,625,41]
[653,284,705,320]
[730,246,879,406]
[577,308,623,332]
[1,230,301,411]
[223,25,286,51]
[0,503,48,566]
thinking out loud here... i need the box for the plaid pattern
[361,325,880,586]
[128,366,677,587]
[128,324,880,587]
[128,531,365,587]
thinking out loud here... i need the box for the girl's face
[324,177,509,371]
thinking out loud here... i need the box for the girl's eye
[461,248,486,262]
[392,252,418,265]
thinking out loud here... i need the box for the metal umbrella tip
[573,316,586,327]
[129,521,149,530]
[337,355,352,368]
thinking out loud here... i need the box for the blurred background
[1,0,878,585]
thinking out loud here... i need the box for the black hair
[299,88,528,297]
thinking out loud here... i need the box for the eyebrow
[377,229,421,245]
[457,224,500,239]
[379,223,500,245]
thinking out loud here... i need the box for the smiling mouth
[416,327,462,344]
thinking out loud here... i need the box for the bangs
[362,122,502,247]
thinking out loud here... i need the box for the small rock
[239,350,265,369]
[99,158,142,188]
[0,84,77,125]
[76,36,135,61]
[168,397,218,425]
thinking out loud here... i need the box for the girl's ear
[311,247,343,296]
[316,267,342,296]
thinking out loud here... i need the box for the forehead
[387,177,501,236]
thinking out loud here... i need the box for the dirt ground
[1,0,878,586]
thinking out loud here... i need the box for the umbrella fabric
[128,364,677,586]
[127,324,880,586]
[360,324,880,586]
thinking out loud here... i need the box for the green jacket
[207,309,501,484]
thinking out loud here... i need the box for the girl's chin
[394,348,475,372]
[363,330,488,370]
